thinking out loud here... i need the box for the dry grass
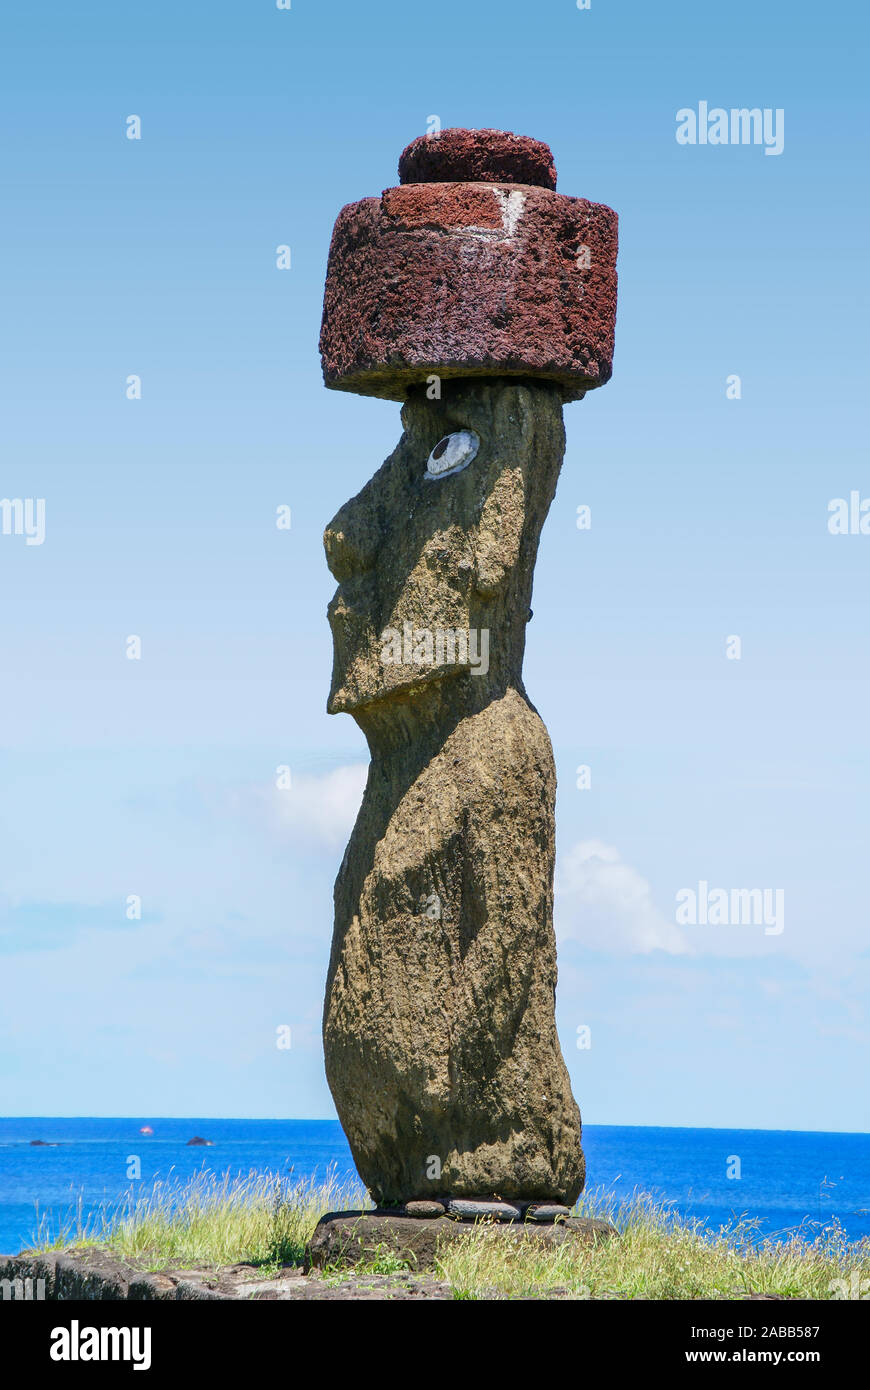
[28,1167,367,1272]
[26,1173,870,1299]
[437,1189,870,1300]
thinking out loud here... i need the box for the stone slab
[447,1199,522,1221]
[0,1249,453,1301]
[303,1211,618,1272]
[526,1204,573,1222]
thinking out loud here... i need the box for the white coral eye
[425,429,479,480]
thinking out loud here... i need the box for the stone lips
[398,127,557,190]
[319,180,618,402]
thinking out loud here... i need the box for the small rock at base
[525,1204,571,1223]
[447,1199,521,1222]
[403,1200,447,1218]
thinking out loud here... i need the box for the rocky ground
[0,1245,793,1302]
[0,1246,449,1301]
[0,1213,617,1301]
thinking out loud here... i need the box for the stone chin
[327,598,483,717]
[327,661,463,717]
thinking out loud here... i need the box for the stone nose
[324,519,376,583]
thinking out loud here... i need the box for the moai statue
[319,129,617,1208]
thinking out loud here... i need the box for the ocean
[1,1117,867,1256]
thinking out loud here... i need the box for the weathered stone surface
[403,1200,447,1217]
[319,130,617,402]
[304,1212,617,1271]
[0,1250,227,1302]
[323,378,584,1206]
[0,1249,453,1301]
[448,1199,522,1222]
[398,127,557,190]
[4,1240,799,1300]
[526,1204,572,1222]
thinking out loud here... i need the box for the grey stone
[403,1200,447,1218]
[0,1247,454,1300]
[447,1199,522,1222]
[525,1204,572,1223]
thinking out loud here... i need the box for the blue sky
[0,0,867,1131]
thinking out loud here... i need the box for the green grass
[436,1190,870,1300]
[25,1173,870,1299]
[27,1167,368,1273]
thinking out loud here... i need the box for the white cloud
[555,838,691,955]
[270,763,368,851]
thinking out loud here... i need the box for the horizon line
[3,1117,868,1138]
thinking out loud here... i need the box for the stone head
[324,378,566,722]
[319,128,618,736]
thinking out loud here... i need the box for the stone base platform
[304,1210,618,1272]
[0,1248,453,1300]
